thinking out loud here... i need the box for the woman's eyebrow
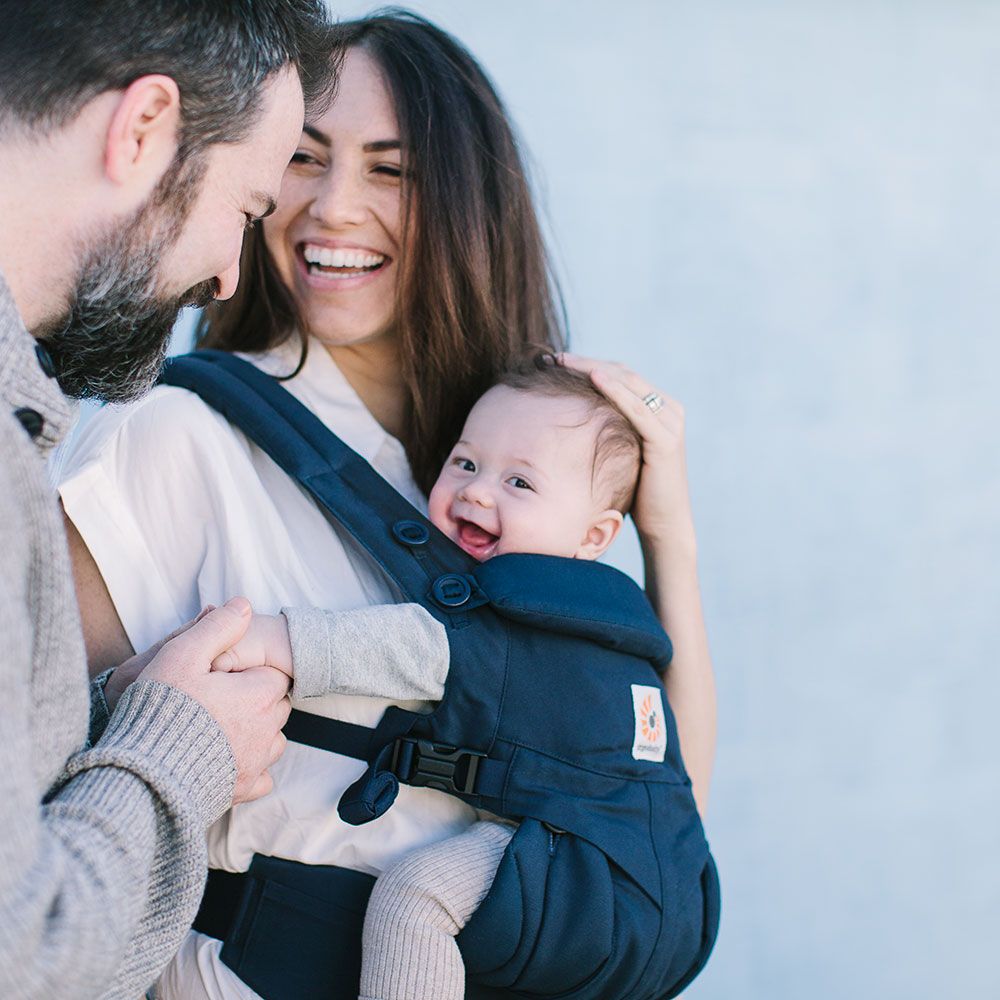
[364,139,401,152]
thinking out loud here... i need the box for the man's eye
[507,476,534,491]
[288,149,321,167]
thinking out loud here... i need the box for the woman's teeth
[302,245,386,276]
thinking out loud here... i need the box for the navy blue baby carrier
[161,351,720,1000]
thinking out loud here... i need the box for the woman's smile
[297,240,392,290]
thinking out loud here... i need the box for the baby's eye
[507,476,534,491]
[453,457,476,473]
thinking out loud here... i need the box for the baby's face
[428,386,614,561]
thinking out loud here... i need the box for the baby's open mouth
[301,243,387,279]
[456,519,500,560]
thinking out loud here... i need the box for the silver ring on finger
[642,391,665,414]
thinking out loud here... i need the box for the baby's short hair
[495,355,642,513]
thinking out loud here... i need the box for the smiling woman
[263,50,405,357]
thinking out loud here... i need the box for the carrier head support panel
[162,351,721,1000]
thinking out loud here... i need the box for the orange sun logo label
[631,684,667,762]
[640,695,662,743]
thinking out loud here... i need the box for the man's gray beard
[39,158,216,404]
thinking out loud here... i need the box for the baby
[214,359,644,1000]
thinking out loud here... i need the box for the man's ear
[576,509,625,561]
[103,75,181,195]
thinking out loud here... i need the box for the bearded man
[0,2,336,996]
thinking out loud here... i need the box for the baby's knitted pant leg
[359,819,515,1000]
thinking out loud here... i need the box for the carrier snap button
[431,573,473,608]
[392,519,429,546]
[35,343,57,379]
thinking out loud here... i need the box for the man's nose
[214,258,242,301]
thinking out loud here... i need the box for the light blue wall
[318,3,999,998]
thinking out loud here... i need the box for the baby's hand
[211,612,294,680]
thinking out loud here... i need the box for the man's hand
[136,598,291,804]
[104,605,217,714]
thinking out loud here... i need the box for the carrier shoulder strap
[160,350,479,605]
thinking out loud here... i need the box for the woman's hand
[558,353,695,551]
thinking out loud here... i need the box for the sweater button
[14,407,45,439]
[34,342,57,378]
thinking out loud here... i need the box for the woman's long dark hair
[198,7,566,493]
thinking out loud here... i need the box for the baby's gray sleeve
[281,604,449,702]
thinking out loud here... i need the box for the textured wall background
[166,2,999,996]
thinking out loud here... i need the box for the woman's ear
[103,75,181,195]
[576,509,625,561]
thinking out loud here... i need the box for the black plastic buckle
[391,738,486,795]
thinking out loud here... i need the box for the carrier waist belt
[193,855,375,1000]
[194,854,514,1000]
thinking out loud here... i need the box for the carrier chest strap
[284,709,508,799]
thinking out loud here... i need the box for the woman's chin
[301,310,399,351]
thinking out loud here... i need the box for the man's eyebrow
[251,192,278,219]
[302,124,330,147]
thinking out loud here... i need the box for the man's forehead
[235,66,305,180]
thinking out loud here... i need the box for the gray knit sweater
[0,270,237,999]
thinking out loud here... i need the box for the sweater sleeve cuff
[65,679,236,828]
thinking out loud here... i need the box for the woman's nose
[309,167,367,228]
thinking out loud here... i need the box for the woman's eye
[290,151,320,167]
[373,164,402,178]
[507,476,534,491]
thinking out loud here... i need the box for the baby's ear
[576,510,625,561]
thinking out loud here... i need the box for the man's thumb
[183,597,253,659]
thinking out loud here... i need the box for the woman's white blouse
[58,340,477,999]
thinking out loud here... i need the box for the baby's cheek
[426,482,452,535]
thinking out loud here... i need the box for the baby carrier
[161,351,720,1000]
